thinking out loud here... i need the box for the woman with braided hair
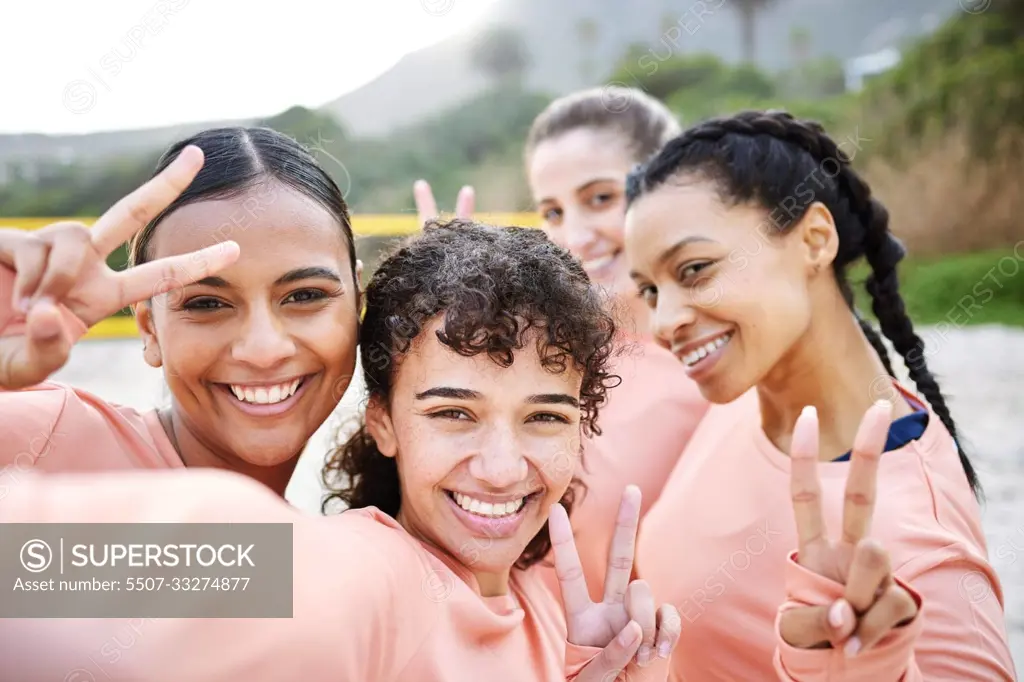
[625,110,1015,680]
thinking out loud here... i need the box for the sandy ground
[47,325,1024,670]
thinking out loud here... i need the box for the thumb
[779,599,856,650]
[19,298,72,384]
[573,620,642,682]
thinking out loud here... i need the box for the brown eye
[637,285,657,307]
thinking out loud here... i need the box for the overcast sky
[1,0,496,134]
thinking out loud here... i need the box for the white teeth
[451,492,527,518]
[229,379,302,405]
[683,332,733,367]
[582,253,617,272]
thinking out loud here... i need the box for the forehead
[149,183,350,264]
[625,183,751,268]
[395,318,583,395]
[529,128,635,199]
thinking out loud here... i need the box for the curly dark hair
[626,109,980,499]
[321,218,620,569]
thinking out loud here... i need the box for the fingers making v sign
[0,145,240,389]
[780,401,920,656]
[413,179,475,227]
[550,485,681,681]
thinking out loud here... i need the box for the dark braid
[627,110,980,497]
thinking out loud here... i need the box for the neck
[396,508,513,597]
[757,290,910,460]
[157,406,299,497]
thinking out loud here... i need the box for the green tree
[576,17,599,84]
[730,0,778,65]
[470,26,532,89]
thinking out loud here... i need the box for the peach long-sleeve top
[536,337,709,603]
[0,265,182,475]
[0,468,616,682]
[634,386,1016,681]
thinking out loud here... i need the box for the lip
[215,373,317,417]
[444,490,539,539]
[672,330,735,359]
[448,490,539,504]
[672,331,734,381]
[580,251,621,281]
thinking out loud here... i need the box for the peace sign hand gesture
[0,146,240,389]
[550,485,681,681]
[780,401,920,656]
[413,179,475,227]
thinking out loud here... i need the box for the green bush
[850,247,1024,328]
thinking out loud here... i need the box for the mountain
[0,0,956,174]
[323,0,956,137]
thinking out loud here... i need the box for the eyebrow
[629,236,716,279]
[536,177,620,206]
[415,386,579,408]
[191,266,343,289]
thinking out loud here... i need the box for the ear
[797,202,839,274]
[355,259,365,315]
[133,301,163,369]
[364,395,398,458]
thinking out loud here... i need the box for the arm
[773,551,1015,681]
[0,470,435,682]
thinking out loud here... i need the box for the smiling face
[625,179,822,404]
[528,127,636,298]
[136,181,360,469]
[366,317,583,594]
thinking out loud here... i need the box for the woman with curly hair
[1,219,680,682]
[416,88,710,613]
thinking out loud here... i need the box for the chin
[229,440,305,469]
[697,375,754,405]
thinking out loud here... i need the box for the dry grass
[862,130,1024,256]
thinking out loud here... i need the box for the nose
[652,288,697,349]
[562,210,602,254]
[231,304,297,369]
[468,425,529,490]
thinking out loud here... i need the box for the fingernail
[658,641,672,658]
[874,399,892,411]
[637,644,652,666]
[801,405,817,419]
[17,298,30,313]
[828,600,845,628]
[844,636,861,657]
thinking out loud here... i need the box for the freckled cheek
[526,437,581,493]
[397,424,473,486]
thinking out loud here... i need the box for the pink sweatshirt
[537,337,709,602]
[0,264,182,475]
[0,468,622,682]
[635,386,1016,681]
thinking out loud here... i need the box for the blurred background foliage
[1,2,1021,324]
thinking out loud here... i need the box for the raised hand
[0,145,240,389]
[413,179,475,227]
[780,401,919,655]
[550,485,680,680]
